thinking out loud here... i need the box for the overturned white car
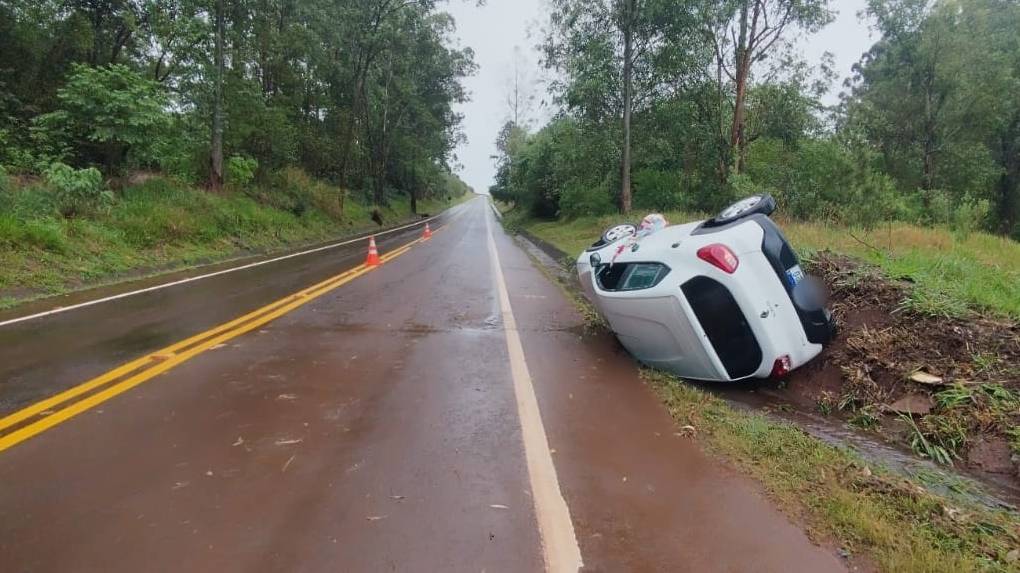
[576,195,834,382]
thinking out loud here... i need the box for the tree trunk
[998,116,1020,235]
[729,0,751,176]
[208,0,225,191]
[922,136,936,191]
[338,69,367,189]
[620,0,635,214]
[919,66,939,209]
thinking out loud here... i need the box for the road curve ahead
[0,197,844,572]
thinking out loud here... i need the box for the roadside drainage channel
[512,228,1020,512]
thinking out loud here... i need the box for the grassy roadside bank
[0,172,471,309]
[511,211,1020,572]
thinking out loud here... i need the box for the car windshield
[598,263,669,291]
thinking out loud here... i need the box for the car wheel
[601,223,637,244]
[712,194,776,225]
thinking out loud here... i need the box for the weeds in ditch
[972,352,999,375]
[849,407,881,431]
[1007,427,1020,455]
[816,391,838,416]
[936,385,978,410]
[983,384,1020,413]
[902,413,956,466]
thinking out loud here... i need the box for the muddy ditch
[786,252,1020,489]
[516,229,1020,509]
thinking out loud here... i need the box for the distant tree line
[0,0,476,206]
[491,0,1020,238]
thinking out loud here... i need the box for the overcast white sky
[443,0,876,194]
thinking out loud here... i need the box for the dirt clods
[789,252,1020,478]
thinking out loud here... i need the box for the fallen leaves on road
[232,436,244,446]
[274,438,303,446]
[489,504,509,510]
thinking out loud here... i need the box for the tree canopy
[495,0,1020,238]
[0,0,476,205]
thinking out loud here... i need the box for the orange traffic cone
[365,236,381,267]
[422,222,433,240]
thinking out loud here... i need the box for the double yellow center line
[0,231,435,453]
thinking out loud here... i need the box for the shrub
[633,169,682,212]
[559,181,615,218]
[33,64,170,171]
[255,167,343,220]
[1,125,47,171]
[729,173,777,207]
[155,115,207,184]
[842,168,898,230]
[949,196,991,239]
[226,155,258,187]
[44,162,112,217]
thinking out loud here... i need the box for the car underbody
[576,195,834,382]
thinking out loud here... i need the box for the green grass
[781,219,1020,319]
[0,174,470,304]
[645,370,1020,572]
[522,212,1020,319]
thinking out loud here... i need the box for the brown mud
[787,253,1020,487]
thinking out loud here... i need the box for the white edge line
[485,207,583,572]
[0,202,472,329]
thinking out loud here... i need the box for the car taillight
[697,244,739,274]
[770,355,792,378]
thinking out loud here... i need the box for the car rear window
[596,263,670,292]
[681,276,762,379]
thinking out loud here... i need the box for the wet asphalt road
[0,214,450,416]
[0,198,844,571]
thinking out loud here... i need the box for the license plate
[785,265,805,287]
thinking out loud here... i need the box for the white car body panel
[576,218,825,382]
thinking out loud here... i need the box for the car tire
[601,223,637,243]
[587,222,637,251]
[710,194,777,225]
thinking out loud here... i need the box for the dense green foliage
[493,0,1020,239]
[0,0,475,302]
[0,0,475,206]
